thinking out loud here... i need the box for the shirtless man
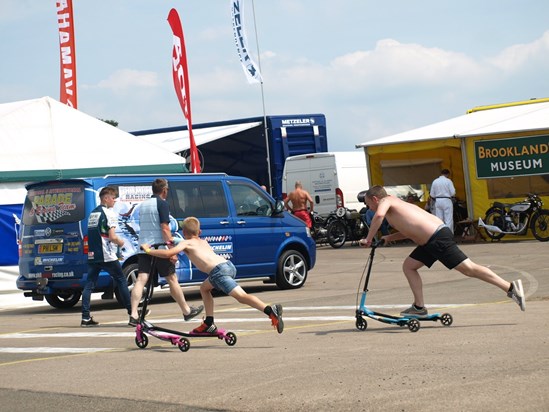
[141,217,284,334]
[284,181,314,228]
[359,185,525,315]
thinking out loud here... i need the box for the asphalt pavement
[0,240,548,411]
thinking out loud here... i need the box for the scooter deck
[186,328,229,339]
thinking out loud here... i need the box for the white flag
[230,0,263,84]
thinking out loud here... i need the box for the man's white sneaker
[507,279,526,311]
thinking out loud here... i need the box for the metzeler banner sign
[474,135,549,178]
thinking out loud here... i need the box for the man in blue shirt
[81,187,131,327]
[129,178,202,326]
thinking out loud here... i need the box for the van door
[284,154,338,216]
[168,180,234,283]
[225,180,282,277]
[19,180,92,287]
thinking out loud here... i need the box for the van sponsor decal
[211,242,234,254]
[118,186,152,202]
[34,257,64,265]
[203,235,232,242]
[27,186,83,224]
[26,271,75,279]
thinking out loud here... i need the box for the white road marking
[0,347,114,353]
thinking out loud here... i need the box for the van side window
[228,183,272,216]
[169,181,228,218]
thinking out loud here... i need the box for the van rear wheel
[45,291,82,309]
[276,250,308,289]
[120,263,147,305]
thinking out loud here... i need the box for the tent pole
[459,137,474,219]
[251,0,272,195]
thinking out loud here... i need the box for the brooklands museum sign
[474,135,549,179]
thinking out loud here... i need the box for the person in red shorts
[284,181,314,228]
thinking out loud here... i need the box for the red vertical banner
[167,8,201,173]
[56,0,78,108]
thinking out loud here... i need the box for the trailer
[131,114,328,199]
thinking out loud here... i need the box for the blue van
[16,174,316,308]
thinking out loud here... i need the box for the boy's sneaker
[184,305,204,321]
[81,317,99,327]
[400,305,428,317]
[269,304,284,334]
[128,308,152,326]
[192,321,218,335]
[508,279,526,311]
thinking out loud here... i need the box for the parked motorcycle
[309,210,338,245]
[326,207,369,248]
[478,193,549,241]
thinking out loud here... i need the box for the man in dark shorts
[359,185,525,315]
[129,178,203,326]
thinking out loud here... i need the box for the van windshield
[22,182,86,225]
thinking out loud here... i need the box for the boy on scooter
[141,217,284,334]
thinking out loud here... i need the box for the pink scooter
[134,244,237,352]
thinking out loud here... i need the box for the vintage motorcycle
[326,207,369,248]
[478,193,549,241]
[309,210,338,245]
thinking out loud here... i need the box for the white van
[282,152,368,216]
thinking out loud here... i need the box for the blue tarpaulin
[0,204,22,265]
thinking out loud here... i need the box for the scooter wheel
[225,332,237,346]
[407,318,420,332]
[440,313,453,326]
[135,334,148,349]
[178,337,190,352]
[355,316,367,331]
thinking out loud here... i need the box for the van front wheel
[276,250,308,289]
[45,291,82,309]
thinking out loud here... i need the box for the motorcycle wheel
[483,209,506,240]
[327,220,347,248]
[531,209,549,241]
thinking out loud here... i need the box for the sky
[2,0,549,151]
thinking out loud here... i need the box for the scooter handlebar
[141,236,184,251]
[371,238,385,249]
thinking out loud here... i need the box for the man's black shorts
[138,254,175,277]
[409,226,467,269]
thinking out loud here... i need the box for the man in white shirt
[429,169,456,233]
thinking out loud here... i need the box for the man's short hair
[295,181,302,188]
[99,186,117,199]
[366,185,388,199]
[441,169,450,175]
[152,178,168,194]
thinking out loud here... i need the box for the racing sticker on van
[118,186,152,202]
[27,186,83,224]
[203,235,233,260]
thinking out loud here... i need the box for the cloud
[86,69,160,93]
[489,30,549,72]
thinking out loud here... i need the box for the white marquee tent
[0,96,187,265]
[0,96,187,182]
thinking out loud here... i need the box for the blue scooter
[355,239,453,332]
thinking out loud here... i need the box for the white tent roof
[356,100,549,148]
[137,121,262,153]
[0,96,187,182]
